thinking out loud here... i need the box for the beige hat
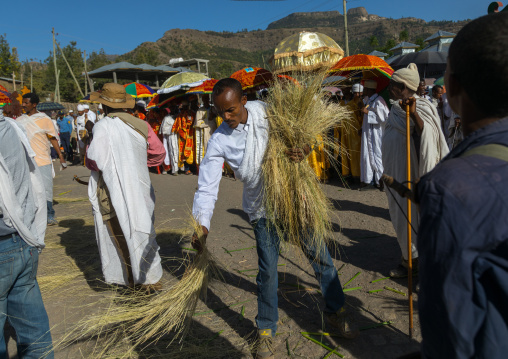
[392,63,420,91]
[90,83,135,109]
[364,79,377,90]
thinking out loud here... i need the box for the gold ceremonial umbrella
[270,31,344,75]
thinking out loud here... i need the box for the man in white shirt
[359,79,390,190]
[192,78,356,359]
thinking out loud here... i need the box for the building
[420,31,456,53]
[368,50,389,60]
[169,59,209,77]
[386,42,419,64]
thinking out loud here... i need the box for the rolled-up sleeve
[192,138,224,230]
[146,123,166,166]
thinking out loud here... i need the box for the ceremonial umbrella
[158,72,210,95]
[185,79,218,95]
[230,67,273,90]
[0,90,11,107]
[270,31,344,75]
[123,82,156,98]
[434,76,445,86]
[37,102,65,111]
[328,54,394,92]
[79,94,100,103]
[389,51,448,79]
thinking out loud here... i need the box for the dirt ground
[8,162,422,358]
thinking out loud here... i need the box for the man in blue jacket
[56,110,73,161]
[416,12,508,359]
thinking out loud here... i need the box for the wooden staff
[406,103,414,338]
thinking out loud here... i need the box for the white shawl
[87,116,162,285]
[389,95,449,177]
[236,101,269,221]
[0,117,47,249]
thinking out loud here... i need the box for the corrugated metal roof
[368,50,389,57]
[424,31,456,42]
[87,62,180,75]
[389,42,419,51]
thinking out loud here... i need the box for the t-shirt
[57,116,73,133]
[30,113,58,167]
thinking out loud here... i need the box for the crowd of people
[0,12,506,359]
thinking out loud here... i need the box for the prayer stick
[406,103,414,338]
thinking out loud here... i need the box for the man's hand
[285,144,311,163]
[191,226,209,254]
[399,97,417,118]
[361,106,369,115]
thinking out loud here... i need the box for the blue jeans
[47,201,55,222]
[59,132,72,160]
[0,233,53,358]
[253,218,345,335]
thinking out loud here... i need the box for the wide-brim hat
[90,83,135,109]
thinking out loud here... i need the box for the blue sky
[4,0,486,62]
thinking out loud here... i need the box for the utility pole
[12,72,16,91]
[52,28,60,102]
[55,41,84,98]
[30,62,33,92]
[343,0,350,57]
[83,50,88,95]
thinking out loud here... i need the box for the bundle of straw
[55,216,222,357]
[262,70,352,256]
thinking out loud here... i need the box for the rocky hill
[115,7,469,77]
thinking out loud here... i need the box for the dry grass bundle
[53,215,223,357]
[262,70,352,257]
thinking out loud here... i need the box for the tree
[88,48,111,71]
[44,41,85,102]
[369,35,379,48]
[415,37,425,51]
[0,34,21,78]
[399,30,409,42]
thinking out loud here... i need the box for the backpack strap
[461,144,508,162]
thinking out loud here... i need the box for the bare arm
[48,136,67,168]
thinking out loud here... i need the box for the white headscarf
[392,63,420,91]
[77,104,85,111]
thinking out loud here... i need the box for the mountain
[114,7,469,77]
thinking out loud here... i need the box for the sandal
[185,170,192,175]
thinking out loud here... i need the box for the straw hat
[90,83,135,109]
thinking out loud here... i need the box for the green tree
[369,35,379,48]
[44,41,85,102]
[88,48,111,70]
[415,37,425,51]
[399,30,409,42]
[0,34,21,78]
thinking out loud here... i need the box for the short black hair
[212,78,243,102]
[432,85,443,93]
[449,12,508,117]
[22,92,40,105]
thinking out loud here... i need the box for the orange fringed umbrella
[328,54,394,92]
[230,67,273,90]
[186,79,218,95]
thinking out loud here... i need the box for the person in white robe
[160,108,179,175]
[86,83,164,290]
[75,104,88,163]
[193,95,216,170]
[83,104,97,123]
[382,63,449,277]
[359,79,389,190]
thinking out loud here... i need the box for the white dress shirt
[192,101,267,230]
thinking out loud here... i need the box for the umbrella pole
[406,104,414,338]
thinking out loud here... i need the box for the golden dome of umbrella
[270,31,344,75]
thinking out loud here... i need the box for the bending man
[192,78,356,359]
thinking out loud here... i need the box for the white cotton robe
[87,116,162,285]
[360,94,389,185]
[382,95,449,259]
[160,115,179,174]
